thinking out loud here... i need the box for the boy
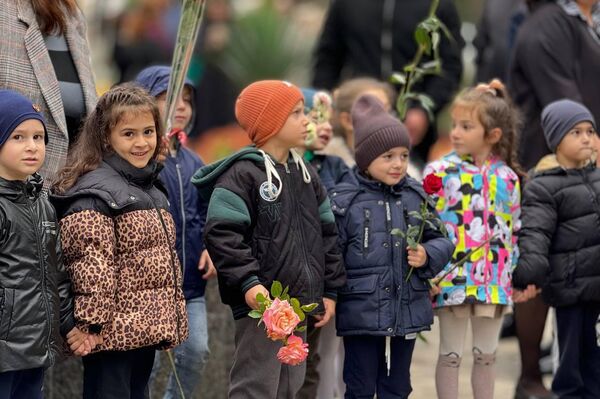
[514,99,600,398]
[0,90,95,398]
[134,66,215,399]
[192,80,346,398]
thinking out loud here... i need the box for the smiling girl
[50,84,188,399]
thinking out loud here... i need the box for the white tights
[435,311,504,399]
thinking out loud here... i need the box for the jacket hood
[191,146,264,201]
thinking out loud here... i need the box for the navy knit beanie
[541,99,596,152]
[0,90,47,146]
[352,94,411,171]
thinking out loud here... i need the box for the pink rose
[277,335,309,366]
[262,298,300,341]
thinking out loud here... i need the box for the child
[50,84,189,399]
[513,99,600,398]
[425,79,522,399]
[192,80,346,398]
[297,88,354,399]
[331,94,454,398]
[135,65,215,399]
[0,90,95,398]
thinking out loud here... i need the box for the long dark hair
[32,0,78,35]
[453,79,525,179]
[52,84,164,194]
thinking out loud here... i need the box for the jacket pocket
[0,287,14,340]
[337,275,379,331]
[362,208,371,258]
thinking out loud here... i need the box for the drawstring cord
[258,149,311,201]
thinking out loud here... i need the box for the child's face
[277,100,309,149]
[306,114,333,151]
[366,146,410,186]
[450,106,494,159]
[156,85,193,131]
[556,121,596,167]
[109,111,157,169]
[0,119,45,181]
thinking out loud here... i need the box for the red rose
[423,174,443,195]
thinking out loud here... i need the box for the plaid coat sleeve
[0,0,97,188]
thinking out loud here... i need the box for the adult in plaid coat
[0,0,97,188]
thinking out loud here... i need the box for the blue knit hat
[134,65,195,97]
[0,90,48,147]
[542,99,597,152]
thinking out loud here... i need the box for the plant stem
[405,202,428,282]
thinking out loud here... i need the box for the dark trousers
[343,335,416,399]
[553,303,600,399]
[0,367,44,399]
[297,316,322,399]
[82,347,155,399]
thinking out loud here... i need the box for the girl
[332,94,454,398]
[50,84,189,399]
[425,79,522,399]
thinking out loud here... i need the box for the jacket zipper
[284,163,315,304]
[29,196,54,364]
[143,192,182,344]
[175,162,186,271]
[386,196,401,336]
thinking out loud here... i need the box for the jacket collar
[103,153,161,189]
[0,173,43,200]
[355,168,408,196]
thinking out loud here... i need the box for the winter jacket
[50,155,188,351]
[513,156,600,307]
[304,151,355,192]
[160,148,208,300]
[508,2,600,170]
[192,147,346,320]
[0,174,74,373]
[425,153,521,308]
[331,170,454,336]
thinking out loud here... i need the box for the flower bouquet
[248,281,318,366]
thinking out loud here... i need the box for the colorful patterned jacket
[424,152,521,308]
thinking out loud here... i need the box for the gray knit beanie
[352,94,411,171]
[541,99,596,152]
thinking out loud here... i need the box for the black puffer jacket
[0,175,74,373]
[514,156,600,306]
[193,147,346,319]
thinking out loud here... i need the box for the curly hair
[52,83,164,194]
[453,79,525,178]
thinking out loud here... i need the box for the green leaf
[282,286,289,298]
[280,293,290,302]
[295,325,307,332]
[407,237,418,249]
[391,228,406,237]
[414,26,431,55]
[271,280,283,298]
[297,309,306,322]
[408,211,423,220]
[256,292,266,304]
[389,72,406,85]
[301,303,319,312]
[438,20,453,42]
[406,225,420,239]
[248,310,263,319]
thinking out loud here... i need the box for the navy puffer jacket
[332,170,454,336]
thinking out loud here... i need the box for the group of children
[0,69,599,399]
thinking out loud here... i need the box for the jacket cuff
[323,289,338,301]
[59,312,76,337]
[241,275,261,295]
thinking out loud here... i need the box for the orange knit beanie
[235,80,304,147]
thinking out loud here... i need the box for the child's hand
[429,283,441,300]
[244,284,270,310]
[512,284,540,303]
[407,244,428,268]
[314,298,336,328]
[198,249,217,280]
[67,327,102,356]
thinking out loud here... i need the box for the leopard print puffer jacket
[51,155,189,351]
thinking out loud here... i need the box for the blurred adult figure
[508,0,600,170]
[311,0,464,166]
[474,0,524,82]
[0,0,97,187]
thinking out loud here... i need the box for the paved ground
[410,316,553,398]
